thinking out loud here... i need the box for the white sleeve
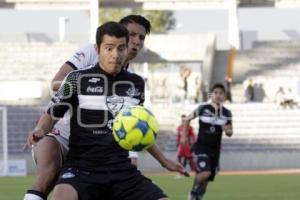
[67,43,99,70]
[128,151,139,158]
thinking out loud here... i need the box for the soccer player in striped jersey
[185,83,233,200]
[26,21,185,200]
[24,15,151,200]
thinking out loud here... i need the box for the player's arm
[181,108,198,143]
[24,72,77,149]
[51,43,96,91]
[190,127,196,144]
[223,124,233,137]
[184,108,198,124]
[223,111,233,137]
[51,63,74,91]
[147,144,188,176]
[23,113,57,150]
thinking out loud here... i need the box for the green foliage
[99,8,176,33]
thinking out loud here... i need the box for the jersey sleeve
[66,43,98,70]
[46,71,78,118]
[190,103,204,119]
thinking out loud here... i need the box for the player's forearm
[147,144,168,168]
[35,113,56,135]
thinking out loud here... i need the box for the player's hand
[223,124,233,137]
[162,159,190,177]
[23,129,45,151]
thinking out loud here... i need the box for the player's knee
[52,184,78,200]
[196,171,211,182]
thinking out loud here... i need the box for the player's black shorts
[56,167,167,200]
[194,152,220,181]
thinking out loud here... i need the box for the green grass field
[0,173,299,200]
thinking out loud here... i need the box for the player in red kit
[176,114,196,176]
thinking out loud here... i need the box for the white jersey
[53,43,98,139]
[66,43,99,70]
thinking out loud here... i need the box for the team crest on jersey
[106,95,124,115]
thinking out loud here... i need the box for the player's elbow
[51,80,61,91]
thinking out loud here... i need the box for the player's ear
[95,44,100,54]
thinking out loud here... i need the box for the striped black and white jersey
[53,43,129,140]
[192,103,232,153]
[47,64,145,171]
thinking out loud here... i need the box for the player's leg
[189,173,209,200]
[51,184,78,200]
[177,155,183,165]
[187,156,196,172]
[188,154,212,200]
[183,156,188,168]
[24,136,62,200]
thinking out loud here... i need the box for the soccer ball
[112,105,159,151]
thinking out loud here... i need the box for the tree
[99,8,176,33]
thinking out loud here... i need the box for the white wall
[173,8,300,50]
[0,9,90,42]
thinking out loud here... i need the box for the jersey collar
[95,63,127,78]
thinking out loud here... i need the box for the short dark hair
[211,83,226,93]
[96,21,129,47]
[119,15,151,34]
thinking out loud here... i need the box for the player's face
[211,88,225,104]
[98,35,128,75]
[125,22,146,61]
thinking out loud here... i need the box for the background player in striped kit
[185,83,233,200]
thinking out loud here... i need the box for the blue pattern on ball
[117,124,126,139]
[135,120,148,135]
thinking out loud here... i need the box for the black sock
[190,177,206,200]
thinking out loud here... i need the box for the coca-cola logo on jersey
[86,86,103,93]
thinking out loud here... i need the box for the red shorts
[177,143,192,158]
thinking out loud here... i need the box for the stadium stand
[0,42,78,105]
[0,42,77,82]
[233,40,300,102]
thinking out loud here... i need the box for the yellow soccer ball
[112,106,159,151]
